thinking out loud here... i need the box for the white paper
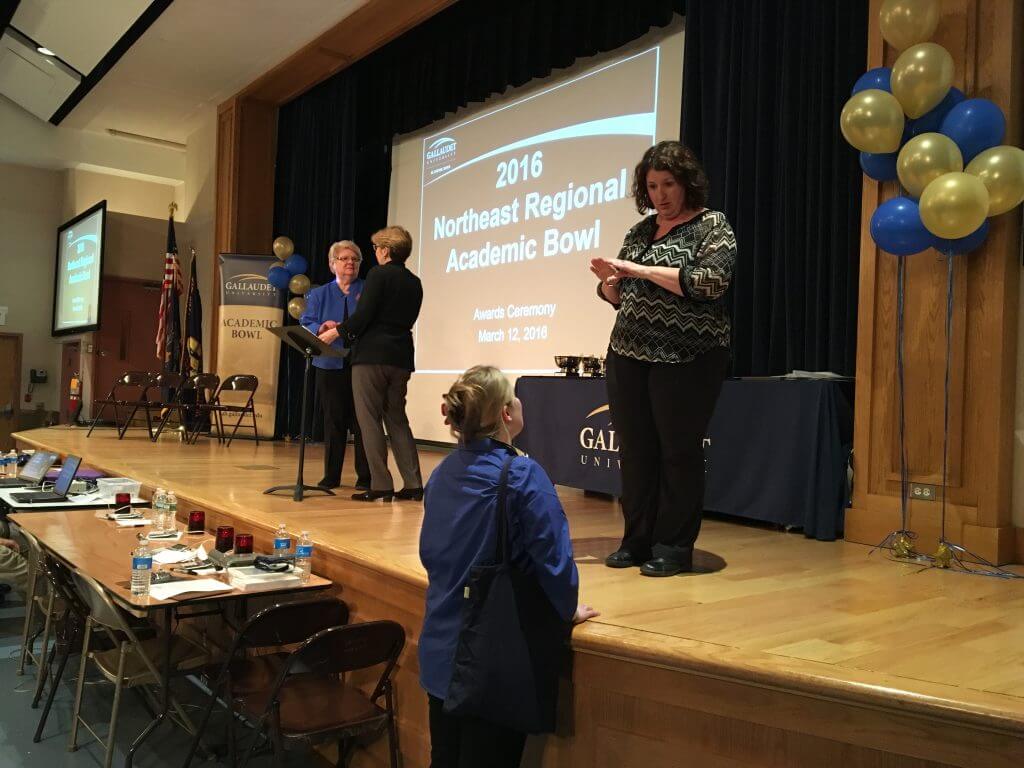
[152,548,196,565]
[148,579,233,600]
[116,518,152,527]
[146,530,183,542]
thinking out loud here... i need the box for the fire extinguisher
[68,373,83,425]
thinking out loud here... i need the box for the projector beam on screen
[53,199,106,337]
[386,18,684,441]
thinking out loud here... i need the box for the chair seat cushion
[239,674,386,737]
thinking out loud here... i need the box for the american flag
[155,215,183,370]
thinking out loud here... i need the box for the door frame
[0,332,23,447]
[90,275,163,400]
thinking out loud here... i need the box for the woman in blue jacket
[419,365,598,768]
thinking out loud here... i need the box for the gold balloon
[840,89,905,153]
[965,145,1024,216]
[897,132,963,198]
[272,236,295,260]
[286,296,307,320]
[919,172,990,240]
[879,0,940,51]
[288,274,311,295]
[891,43,954,118]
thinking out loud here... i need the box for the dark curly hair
[631,141,709,214]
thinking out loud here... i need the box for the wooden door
[92,278,163,399]
[0,334,22,450]
[60,341,81,424]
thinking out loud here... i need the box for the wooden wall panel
[847,0,1024,564]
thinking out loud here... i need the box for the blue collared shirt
[299,279,363,369]
[418,438,579,700]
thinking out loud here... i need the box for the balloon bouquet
[840,0,1024,574]
[267,237,314,320]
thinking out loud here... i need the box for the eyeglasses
[330,256,361,263]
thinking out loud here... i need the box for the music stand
[264,325,347,501]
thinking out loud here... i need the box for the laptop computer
[11,455,82,504]
[0,451,58,488]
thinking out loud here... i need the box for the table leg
[125,606,173,768]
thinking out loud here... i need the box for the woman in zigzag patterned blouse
[591,140,737,578]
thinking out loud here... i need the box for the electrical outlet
[910,483,938,501]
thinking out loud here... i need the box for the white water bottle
[166,492,178,531]
[273,523,291,557]
[131,540,152,596]
[153,488,167,533]
[5,450,17,477]
[295,531,313,583]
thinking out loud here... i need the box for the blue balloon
[907,87,965,137]
[860,151,898,182]
[870,197,932,256]
[851,67,892,95]
[284,254,308,276]
[930,220,989,256]
[267,265,291,290]
[941,98,1006,163]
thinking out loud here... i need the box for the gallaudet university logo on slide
[578,403,620,470]
[222,272,279,307]
[425,136,457,177]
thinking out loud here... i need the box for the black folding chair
[208,375,261,447]
[87,371,157,439]
[182,596,349,768]
[152,373,219,442]
[236,620,406,768]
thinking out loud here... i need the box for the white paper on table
[152,548,196,565]
[115,518,152,527]
[148,579,232,600]
[146,530,183,542]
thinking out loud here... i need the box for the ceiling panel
[13,0,151,74]
[62,0,369,143]
[0,31,78,120]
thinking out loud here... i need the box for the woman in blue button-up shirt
[299,240,371,490]
[419,365,598,768]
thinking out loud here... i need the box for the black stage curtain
[273,0,686,437]
[681,0,868,377]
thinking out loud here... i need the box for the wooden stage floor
[12,427,1024,767]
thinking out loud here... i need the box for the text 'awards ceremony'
[2,1,1024,767]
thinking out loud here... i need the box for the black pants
[315,366,370,487]
[428,695,526,768]
[606,347,729,561]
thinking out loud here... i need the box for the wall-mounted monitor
[52,200,106,337]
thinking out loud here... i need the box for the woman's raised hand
[590,257,620,285]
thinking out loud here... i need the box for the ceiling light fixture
[37,46,55,56]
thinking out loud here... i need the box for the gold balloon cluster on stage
[846,1,1024,580]
[841,0,1024,247]
[266,236,314,319]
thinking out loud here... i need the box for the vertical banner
[217,254,284,438]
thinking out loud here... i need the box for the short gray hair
[328,240,362,262]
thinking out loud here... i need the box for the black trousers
[428,695,526,768]
[352,364,423,492]
[315,366,370,487]
[606,347,729,561]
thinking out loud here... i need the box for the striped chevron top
[604,210,736,364]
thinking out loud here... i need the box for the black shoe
[355,479,371,491]
[316,478,340,490]
[639,556,692,577]
[351,490,394,502]
[395,487,423,501]
[604,549,648,568]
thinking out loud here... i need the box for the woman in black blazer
[337,226,425,501]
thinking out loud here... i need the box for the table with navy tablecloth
[513,376,853,541]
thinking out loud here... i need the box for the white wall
[0,101,218,422]
[0,162,65,412]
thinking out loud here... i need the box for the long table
[12,508,330,766]
[514,376,853,540]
